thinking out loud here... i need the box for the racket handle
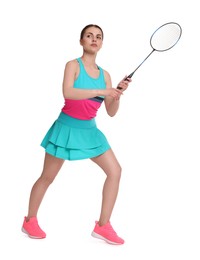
[117,74,132,89]
[127,72,134,78]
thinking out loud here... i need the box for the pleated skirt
[40,112,111,160]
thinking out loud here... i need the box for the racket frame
[117,21,182,89]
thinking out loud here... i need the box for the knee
[39,172,57,186]
[117,164,122,180]
[109,164,122,181]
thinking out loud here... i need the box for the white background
[0,0,199,259]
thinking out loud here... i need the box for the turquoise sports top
[62,58,106,120]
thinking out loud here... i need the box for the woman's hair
[80,24,104,40]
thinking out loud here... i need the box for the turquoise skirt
[41,112,111,160]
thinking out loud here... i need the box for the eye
[97,35,102,39]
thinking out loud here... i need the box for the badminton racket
[117,22,182,89]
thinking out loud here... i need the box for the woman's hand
[117,76,132,91]
[104,88,123,100]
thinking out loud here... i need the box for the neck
[81,53,97,66]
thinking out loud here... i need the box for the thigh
[91,149,121,176]
[41,153,65,180]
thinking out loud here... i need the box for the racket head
[150,22,182,52]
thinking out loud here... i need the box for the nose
[92,37,97,42]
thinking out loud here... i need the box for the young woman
[22,24,131,245]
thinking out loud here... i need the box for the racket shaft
[117,50,154,89]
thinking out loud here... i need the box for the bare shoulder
[64,59,80,79]
[65,59,79,70]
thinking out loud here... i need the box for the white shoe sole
[91,231,123,245]
[21,227,45,239]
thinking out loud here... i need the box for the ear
[80,39,83,46]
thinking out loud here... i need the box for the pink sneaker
[91,221,124,245]
[22,216,46,239]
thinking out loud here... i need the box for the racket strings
[151,23,182,51]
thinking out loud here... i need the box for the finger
[125,77,132,82]
[122,75,128,80]
[116,88,123,94]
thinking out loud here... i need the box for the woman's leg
[91,149,122,226]
[26,153,64,220]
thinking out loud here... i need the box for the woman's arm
[62,60,103,99]
[62,60,122,100]
[104,71,131,117]
[104,70,120,117]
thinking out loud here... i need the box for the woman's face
[80,26,103,54]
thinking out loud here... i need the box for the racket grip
[117,74,132,89]
[117,77,129,89]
